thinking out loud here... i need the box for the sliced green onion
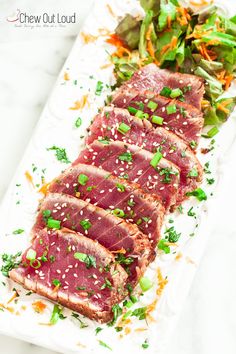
[52,279,61,287]
[135,110,145,119]
[112,208,125,218]
[204,126,219,138]
[151,115,164,125]
[47,218,61,230]
[29,259,41,269]
[127,106,138,114]
[80,219,92,230]
[78,174,89,186]
[116,183,126,192]
[186,188,207,201]
[150,151,163,168]
[160,86,172,97]
[147,100,158,111]
[170,88,183,98]
[117,122,131,135]
[75,117,82,128]
[139,277,153,292]
[26,249,36,261]
[166,104,177,115]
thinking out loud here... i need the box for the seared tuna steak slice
[112,88,204,145]
[48,164,164,246]
[34,193,154,286]
[113,63,204,110]
[74,141,180,210]
[9,229,128,323]
[86,107,203,203]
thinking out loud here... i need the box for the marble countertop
[0,1,236,353]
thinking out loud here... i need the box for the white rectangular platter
[1,0,236,353]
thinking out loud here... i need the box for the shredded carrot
[167,15,172,29]
[185,256,196,265]
[135,328,148,332]
[216,103,230,114]
[25,171,35,188]
[190,0,213,7]
[198,43,217,61]
[7,291,19,304]
[51,284,61,294]
[156,267,168,297]
[75,191,81,198]
[100,62,113,70]
[146,24,159,64]
[63,72,70,81]
[38,182,50,196]
[106,4,117,18]
[32,301,47,314]
[111,248,126,254]
[80,32,97,44]
[176,7,191,26]
[160,36,178,56]
[124,327,131,335]
[224,75,234,90]
[69,94,89,110]
[175,252,183,261]
[106,33,127,48]
[0,303,15,313]
[112,46,131,59]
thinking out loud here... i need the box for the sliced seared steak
[9,229,128,323]
[112,88,204,145]
[74,141,180,210]
[86,107,203,203]
[34,193,154,286]
[48,164,164,246]
[113,63,204,110]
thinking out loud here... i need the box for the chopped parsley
[47,146,70,164]
[165,226,181,243]
[159,168,176,183]
[207,178,215,185]
[95,81,104,96]
[71,312,88,328]
[108,303,122,326]
[187,207,196,217]
[131,307,147,320]
[95,327,103,335]
[74,252,96,269]
[186,188,207,201]
[98,340,112,351]
[142,339,149,349]
[75,117,82,128]
[115,253,134,265]
[101,278,112,290]
[118,152,133,162]
[12,229,24,235]
[1,252,22,277]
[50,304,66,325]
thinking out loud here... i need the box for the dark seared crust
[10,229,128,323]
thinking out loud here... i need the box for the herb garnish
[47,146,70,164]
[1,252,22,277]
[50,304,66,325]
[74,252,96,269]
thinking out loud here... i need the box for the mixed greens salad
[109,0,236,125]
